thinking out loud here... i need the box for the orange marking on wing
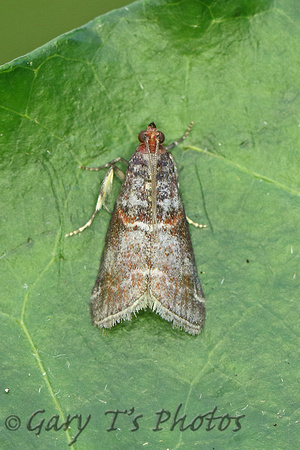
[162,211,184,226]
[117,207,137,225]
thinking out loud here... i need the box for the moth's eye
[138,131,147,142]
[158,131,165,143]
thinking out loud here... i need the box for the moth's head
[138,123,165,146]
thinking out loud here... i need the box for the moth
[66,122,206,334]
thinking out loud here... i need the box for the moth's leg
[65,163,124,237]
[168,152,206,229]
[186,216,207,229]
[166,124,205,228]
[80,157,128,173]
[164,121,194,151]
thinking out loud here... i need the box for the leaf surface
[0,0,299,447]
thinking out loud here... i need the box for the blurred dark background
[1,0,130,65]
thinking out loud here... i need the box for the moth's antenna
[146,137,159,235]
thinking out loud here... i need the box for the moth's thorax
[118,151,181,227]
[126,151,176,186]
[137,141,166,154]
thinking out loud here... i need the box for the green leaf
[1,0,299,447]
